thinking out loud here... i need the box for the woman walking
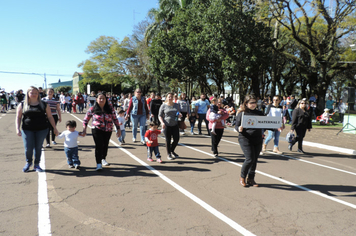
[177,93,190,135]
[82,93,121,171]
[42,88,62,147]
[75,92,85,113]
[159,92,182,160]
[123,93,132,128]
[206,98,229,158]
[289,99,312,153]
[16,86,59,172]
[235,95,264,187]
[125,89,149,144]
[262,95,284,154]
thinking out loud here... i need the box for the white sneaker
[132,138,136,142]
[101,159,110,166]
[96,164,103,171]
[52,141,57,145]
[117,141,122,146]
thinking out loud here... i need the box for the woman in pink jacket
[206,98,229,158]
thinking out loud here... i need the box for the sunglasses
[136,91,141,93]
[248,102,257,104]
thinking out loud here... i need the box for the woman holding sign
[235,95,264,187]
[262,95,284,154]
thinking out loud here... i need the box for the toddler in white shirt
[57,120,84,169]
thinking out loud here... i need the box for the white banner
[241,113,282,129]
[87,84,90,95]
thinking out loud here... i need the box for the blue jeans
[147,146,161,158]
[190,122,195,133]
[21,128,48,165]
[264,130,281,148]
[64,146,81,165]
[131,114,146,142]
[78,103,84,113]
[118,129,126,142]
[288,109,293,124]
[197,113,210,135]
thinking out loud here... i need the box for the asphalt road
[1,110,356,236]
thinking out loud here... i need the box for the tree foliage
[148,0,273,99]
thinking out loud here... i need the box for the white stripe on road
[38,150,52,235]
[71,113,255,235]
[220,138,356,177]
[178,141,356,209]
[110,139,256,236]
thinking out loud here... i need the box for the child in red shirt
[144,121,162,163]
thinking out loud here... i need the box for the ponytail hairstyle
[23,86,45,113]
[237,94,257,114]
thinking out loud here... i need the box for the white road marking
[220,138,356,176]
[72,113,256,235]
[110,139,256,236]
[178,141,356,209]
[38,150,52,235]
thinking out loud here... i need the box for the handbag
[286,131,295,143]
[178,120,187,130]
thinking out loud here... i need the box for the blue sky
[0,0,158,92]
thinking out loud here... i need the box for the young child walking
[189,112,197,135]
[116,109,126,145]
[57,120,84,169]
[144,121,162,163]
[209,98,224,135]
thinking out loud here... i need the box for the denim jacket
[130,96,146,115]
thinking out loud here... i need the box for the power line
[0,70,72,76]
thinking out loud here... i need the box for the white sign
[241,113,282,129]
[87,84,90,95]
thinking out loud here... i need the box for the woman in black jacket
[289,99,312,153]
[235,95,264,187]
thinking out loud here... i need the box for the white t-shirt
[117,116,125,130]
[60,94,66,104]
[57,130,83,148]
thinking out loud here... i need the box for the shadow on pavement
[259,183,356,197]
[45,162,211,178]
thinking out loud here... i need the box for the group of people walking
[15,86,315,188]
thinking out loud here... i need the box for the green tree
[269,0,356,109]
[148,0,273,100]
[78,36,135,93]
[55,86,72,94]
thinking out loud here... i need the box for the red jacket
[206,108,229,129]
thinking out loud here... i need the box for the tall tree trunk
[271,20,279,96]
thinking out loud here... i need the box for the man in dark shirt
[150,93,163,126]
[38,87,46,98]
[16,90,25,103]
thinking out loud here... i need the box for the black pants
[291,128,306,151]
[46,115,58,144]
[152,113,161,127]
[339,113,344,123]
[164,125,179,155]
[238,137,262,179]
[198,113,210,135]
[92,128,112,164]
[211,128,224,155]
